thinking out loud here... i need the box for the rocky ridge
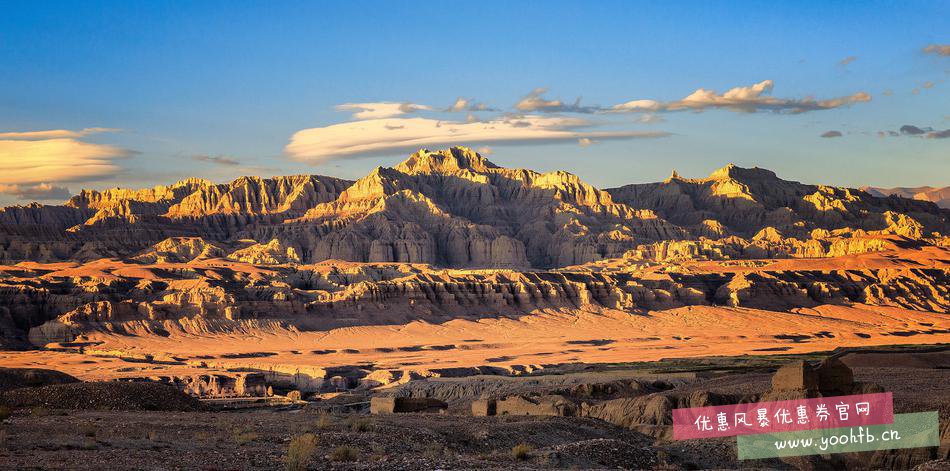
[3,252,945,349]
[1,146,944,268]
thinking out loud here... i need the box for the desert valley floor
[2,253,948,386]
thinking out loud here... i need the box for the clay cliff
[5,251,947,349]
[1,146,946,269]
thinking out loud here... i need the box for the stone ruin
[762,356,881,401]
[370,396,447,414]
[472,394,577,417]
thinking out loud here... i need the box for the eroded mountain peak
[394,146,499,175]
[707,163,781,182]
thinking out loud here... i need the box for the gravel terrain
[0,409,676,470]
[0,348,946,470]
[0,382,202,412]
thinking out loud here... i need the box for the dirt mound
[0,367,78,392]
[548,437,657,469]
[841,350,950,369]
[0,381,202,411]
[390,374,678,409]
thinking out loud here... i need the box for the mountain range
[1,146,947,268]
[1,146,947,379]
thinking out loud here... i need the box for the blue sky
[0,1,947,203]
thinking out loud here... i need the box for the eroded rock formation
[0,255,943,348]
[4,146,942,268]
[0,146,946,349]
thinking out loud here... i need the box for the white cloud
[611,80,871,114]
[0,183,71,201]
[446,97,494,112]
[0,127,119,140]
[448,97,469,112]
[335,102,432,120]
[516,88,563,111]
[0,138,131,185]
[285,116,669,163]
[612,100,662,112]
[515,88,594,113]
[635,113,665,124]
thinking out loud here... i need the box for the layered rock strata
[1,147,944,268]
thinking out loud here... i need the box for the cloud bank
[285,116,669,163]
[290,79,872,165]
[192,154,240,166]
[515,88,597,113]
[0,127,118,140]
[446,97,493,112]
[335,102,432,120]
[0,183,71,201]
[610,80,871,114]
[878,124,949,139]
[513,81,870,115]
[0,137,130,186]
[0,128,130,201]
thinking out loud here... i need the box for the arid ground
[1,347,948,470]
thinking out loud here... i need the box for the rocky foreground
[0,348,948,470]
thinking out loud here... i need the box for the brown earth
[0,242,945,390]
[0,350,947,470]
